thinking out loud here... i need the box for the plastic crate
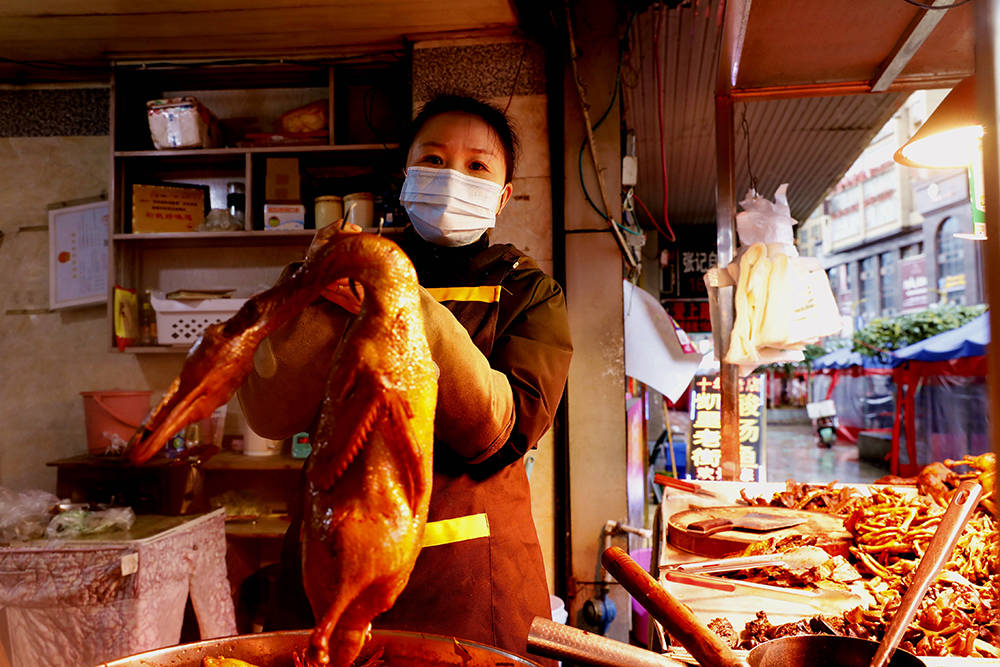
[150,292,247,345]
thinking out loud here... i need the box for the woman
[239,94,572,659]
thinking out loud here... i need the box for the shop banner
[900,256,929,313]
[687,373,766,482]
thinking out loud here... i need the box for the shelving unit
[48,450,305,539]
[107,60,410,352]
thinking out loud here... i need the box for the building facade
[797,90,984,336]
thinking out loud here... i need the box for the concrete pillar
[560,0,630,642]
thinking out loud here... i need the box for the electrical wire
[576,10,635,222]
[631,190,673,241]
[741,104,760,196]
[504,40,529,114]
[651,5,677,242]
[619,189,647,236]
[901,0,972,8]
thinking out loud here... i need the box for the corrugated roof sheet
[623,2,908,227]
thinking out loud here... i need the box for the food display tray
[652,481,995,666]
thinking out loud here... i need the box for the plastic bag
[716,185,842,372]
[0,487,59,541]
[199,208,243,232]
[736,184,796,252]
[46,506,135,539]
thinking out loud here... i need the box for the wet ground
[764,421,887,484]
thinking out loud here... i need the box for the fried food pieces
[728,455,998,658]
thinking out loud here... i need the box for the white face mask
[400,167,504,247]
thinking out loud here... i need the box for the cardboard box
[131,183,208,233]
[263,203,305,231]
[265,157,301,202]
[146,97,220,150]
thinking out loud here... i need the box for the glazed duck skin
[128,232,436,667]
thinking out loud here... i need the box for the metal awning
[623,0,974,227]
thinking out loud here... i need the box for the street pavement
[764,421,888,484]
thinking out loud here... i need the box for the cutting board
[667,506,852,558]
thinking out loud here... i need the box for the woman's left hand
[308,221,365,314]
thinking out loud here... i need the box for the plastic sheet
[0,488,58,542]
[809,370,895,440]
[0,510,235,667]
[811,360,989,469]
[46,506,136,539]
[912,375,989,465]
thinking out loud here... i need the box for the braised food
[130,233,436,667]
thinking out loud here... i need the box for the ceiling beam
[716,0,751,93]
[729,73,969,101]
[870,0,954,93]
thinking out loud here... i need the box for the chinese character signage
[687,373,766,482]
[660,226,716,333]
[661,300,712,334]
[660,225,717,300]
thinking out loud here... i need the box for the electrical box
[622,155,638,187]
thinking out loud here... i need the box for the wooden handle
[686,518,734,535]
[601,547,747,667]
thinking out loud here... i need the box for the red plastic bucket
[81,390,152,455]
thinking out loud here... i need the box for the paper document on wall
[623,280,704,402]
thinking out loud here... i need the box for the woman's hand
[306,220,362,261]
[308,221,366,314]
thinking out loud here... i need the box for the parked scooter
[806,399,838,448]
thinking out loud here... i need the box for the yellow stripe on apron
[422,513,491,547]
[425,285,502,304]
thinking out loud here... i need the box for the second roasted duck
[128,232,437,667]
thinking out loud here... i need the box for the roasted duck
[128,232,437,667]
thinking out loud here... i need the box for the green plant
[852,304,987,358]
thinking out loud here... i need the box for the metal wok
[99,629,541,667]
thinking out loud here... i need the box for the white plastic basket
[150,292,247,345]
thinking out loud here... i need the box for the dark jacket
[259,230,573,661]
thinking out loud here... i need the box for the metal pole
[714,0,751,482]
[715,94,740,482]
[973,0,1000,506]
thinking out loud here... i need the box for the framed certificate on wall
[48,198,109,310]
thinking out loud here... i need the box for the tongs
[663,549,862,610]
[672,548,828,574]
[653,474,722,499]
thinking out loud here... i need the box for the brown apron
[375,271,554,662]
[267,251,555,665]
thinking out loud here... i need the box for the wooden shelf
[107,62,410,360]
[113,227,403,243]
[116,345,190,354]
[115,143,399,158]
[224,515,292,539]
[113,229,315,244]
[202,450,305,471]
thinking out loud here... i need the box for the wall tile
[0,89,109,137]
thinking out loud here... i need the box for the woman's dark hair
[406,95,519,183]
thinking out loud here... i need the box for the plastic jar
[344,192,374,228]
[314,195,344,229]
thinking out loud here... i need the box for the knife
[686,512,807,535]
